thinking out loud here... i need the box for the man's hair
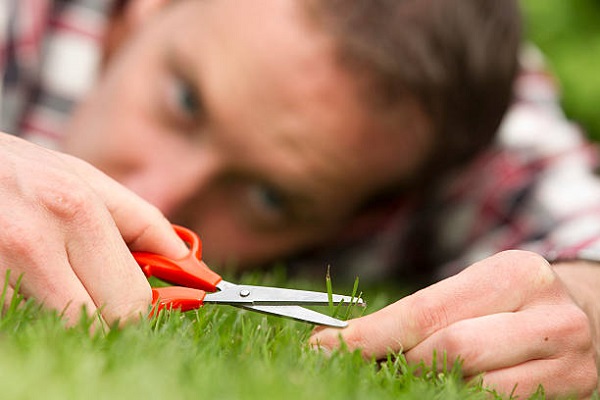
[305,0,522,185]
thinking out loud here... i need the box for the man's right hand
[0,132,189,325]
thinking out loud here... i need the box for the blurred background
[522,0,600,141]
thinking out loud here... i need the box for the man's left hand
[309,250,598,398]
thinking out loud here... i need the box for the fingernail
[309,341,333,356]
[309,329,335,355]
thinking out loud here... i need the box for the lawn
[0,274,546,400]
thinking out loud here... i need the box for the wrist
[552,261,600,378]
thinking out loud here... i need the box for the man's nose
[119,151,221,217]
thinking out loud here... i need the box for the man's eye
[166,74,202,124]
[246,184,289,227]
[175,78,200,117]
[250,185,285,213]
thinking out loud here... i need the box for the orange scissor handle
[151,286,207,314]
[132,225,222,293]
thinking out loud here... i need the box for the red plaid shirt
[2,2,600,284]
[0,0,113,148]
[293,46,600,284]
[433,46,600,278]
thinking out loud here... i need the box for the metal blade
[236,304,348,328]
[212,281,357,327]
[206,284,364,306]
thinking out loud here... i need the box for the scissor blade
[237,304,348,328]
[205,284,364,306]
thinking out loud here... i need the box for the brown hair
[305,0,522,186]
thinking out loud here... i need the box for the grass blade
[326,265,334,313]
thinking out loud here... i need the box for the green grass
[0,272,591,400]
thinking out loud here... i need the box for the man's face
[64,0,429,269]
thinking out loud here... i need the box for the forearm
[553,261,600,374]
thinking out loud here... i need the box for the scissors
[132,225,364,328]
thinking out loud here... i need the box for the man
[1,0,598,397]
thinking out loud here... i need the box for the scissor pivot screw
[239,289,251,297]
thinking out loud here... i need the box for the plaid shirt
[434,48,600,277]
[3,2,600,284]
[293,46,600,284]
[0,0,113,148]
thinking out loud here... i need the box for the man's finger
[62,154,189,258]
[310,250,562,359]
[474,357,598,399]
[64,205,153,325]
[1,242,99,325]
[405,303,590,377]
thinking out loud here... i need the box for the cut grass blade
[344,276,364,320]
[326,265,334,313]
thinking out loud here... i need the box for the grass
[1,271,593,400]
